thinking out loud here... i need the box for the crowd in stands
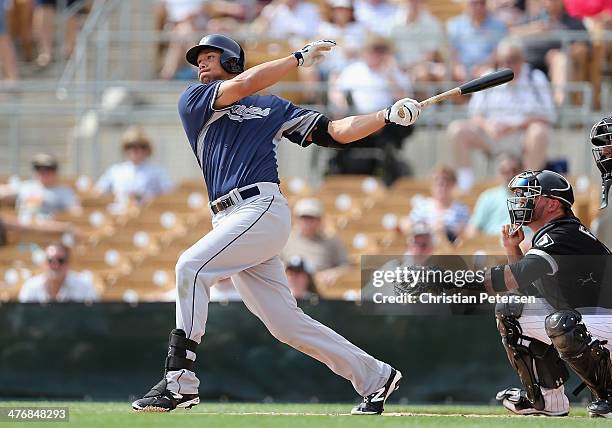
[0,154,603,303]
[148,0,602,97]
[0,0,90,84]
[148,0,603,186]
[0,0,610,302]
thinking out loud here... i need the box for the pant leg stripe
[176,369,185,394]
[187,196,275,339]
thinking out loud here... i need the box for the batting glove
[384,98,421,126]
[294,40,336,67]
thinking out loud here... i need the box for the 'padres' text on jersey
[178,81,321,201]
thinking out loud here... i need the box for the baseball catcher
[478,167,612,418]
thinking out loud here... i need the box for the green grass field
[0,402,608,428]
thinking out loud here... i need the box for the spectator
[386,0,445,82]
[362,223,436,305]
[6,0,35,62]
[564,0,612,18]
[282,198,351,286]
[327,36,413,183]
[511,0,590,105]
[285,256,318,300]
[490,0,527,27]
[409,166,470,243]
[354,0,398,35]
[463,154,523,238]
[447,38,555,192]
[0,153,81,223]
[401,222,435,265]
[447,0,507,80]
[158,0,207,80]
[18,243,99,303]
[95,126,173,209]
[0,0,18,83]
[329,36,411,115]
[316,0,365,74]
[33,0,81,67]
[251,0,320,39]
[298,0,366,103]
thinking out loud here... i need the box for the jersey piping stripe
[210,82,235,113]
[196,110,225,168]
[187,196,275,339]
[525,248,559,275]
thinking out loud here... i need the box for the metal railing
[0,79,601,179]
[0,11,610,178]
[57,0,121,98]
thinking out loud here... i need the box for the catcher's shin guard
[545,309,612,402]
[496,304,569,410]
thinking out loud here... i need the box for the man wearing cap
[285,256,318,300]
[18,243,99,303]
[0,153,81,223]
[132,33,421,414]
[95,126,173,209]
[283,198,351,285]
[327,36,413,183]
[464,154,524,238]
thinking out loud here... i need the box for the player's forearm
[327,110,386,144]
[232,55,298,97]
[505,246,523,264]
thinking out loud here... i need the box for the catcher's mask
[590,116,612,208]
[506,170,574,234]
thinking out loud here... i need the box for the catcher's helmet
[507,170,574,233]
[590,116,612,208]
[185,34,245,74]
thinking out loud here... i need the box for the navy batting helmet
[185,34,245,74]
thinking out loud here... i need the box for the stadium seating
[0,166,606,303]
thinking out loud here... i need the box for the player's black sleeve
[308,115,348,149]
[487,252,554,293]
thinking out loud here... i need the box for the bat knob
[398,108,405,119]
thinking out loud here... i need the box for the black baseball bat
[419,69,515,107]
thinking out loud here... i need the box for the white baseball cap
[294,198,324,218]
[328,0,353,8]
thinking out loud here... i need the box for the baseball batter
[132,34,421,414]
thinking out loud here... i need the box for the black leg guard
[496,303,569,411]
[545,309,612,402]
[165,329,198,373]
[135,329,201,411]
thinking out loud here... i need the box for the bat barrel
[459,68,514,95]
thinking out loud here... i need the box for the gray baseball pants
[165,182,391,396]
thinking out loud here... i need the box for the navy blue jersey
[178,81,321,201]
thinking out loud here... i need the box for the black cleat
[132,379,199,412]
[496,387,568,417]
[351,368,402,415]
[588,399,612,418]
